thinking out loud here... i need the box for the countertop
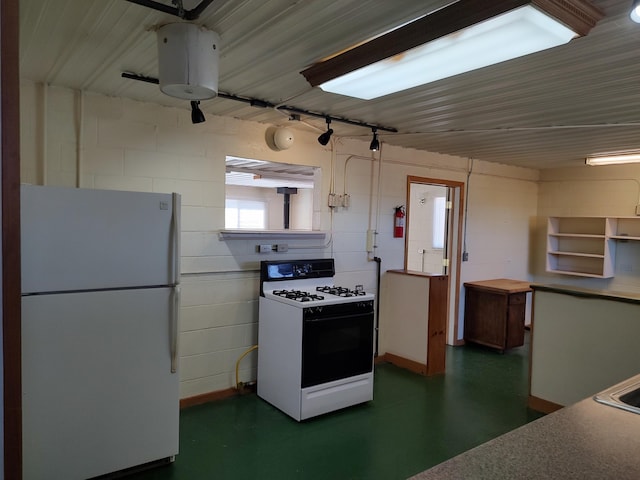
[531,283,640,306]
[464,278,532,294]
[386,269,447,278]
[409,376,640,480]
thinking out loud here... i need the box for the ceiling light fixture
[317,117,334,145]
[369,128,380,151]
[157,23,220,101]
[301,0,603,100]
[632,0,640,23]
[191,101,206,124]
[585,152,640,166]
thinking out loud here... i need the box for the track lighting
[369,128,379,151]
[317,117,334,145]
[190,100,205,124]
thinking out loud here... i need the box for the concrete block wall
[20,80,540,399]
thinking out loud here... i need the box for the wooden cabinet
[546,216,640,278]
[464,279,531,352]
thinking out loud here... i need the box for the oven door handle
[304,312,373,323]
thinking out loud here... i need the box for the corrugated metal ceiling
[18,0,640,169]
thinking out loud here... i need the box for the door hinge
[446,201,453,209]
[442,258,450,267]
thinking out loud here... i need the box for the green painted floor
[130,334,543,480]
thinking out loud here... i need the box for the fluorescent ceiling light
[632,0,640,23]
[301,0,603,100]
[322,7,575,99]
[585,153,640,166]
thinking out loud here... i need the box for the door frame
[405,176,465,346]
[2,0,22,477]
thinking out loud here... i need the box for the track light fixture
[191,100,205,124]
[369,128,379,151]
[122,72,398,132]
[317,117,334,145]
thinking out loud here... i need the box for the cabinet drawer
[508,293,526,305]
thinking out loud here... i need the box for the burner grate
[316,286,367,297]
[273,289,325,302]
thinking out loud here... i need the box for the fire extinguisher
[394,206,405,238]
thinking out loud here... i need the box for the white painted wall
[532,165,640,292]
[19,80,539,399]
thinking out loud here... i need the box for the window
[432,196,446,249]
[225,199,267,229]
[225,156,319,231]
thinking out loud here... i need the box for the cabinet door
[464,288,507,349]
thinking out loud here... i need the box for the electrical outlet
[258,244,272,253]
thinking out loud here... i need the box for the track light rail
[121,72,397,133]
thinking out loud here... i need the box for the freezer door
[22,288,179,480]
[21,185,180,294]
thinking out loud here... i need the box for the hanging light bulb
[191,100,205,124]
[317,117,334,145]
[369,128,379,151]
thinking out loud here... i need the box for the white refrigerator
[21,185,181,480]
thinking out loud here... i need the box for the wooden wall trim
[528,395,563,414]
[180,388,238,409]
[427,276,447,375]
[2,0,22,478]
[380,352,427,376]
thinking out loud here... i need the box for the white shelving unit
[547,216,640,278]
[547,217,614,278]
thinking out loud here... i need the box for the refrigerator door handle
[170,285,181,373]
[171,193,181,286]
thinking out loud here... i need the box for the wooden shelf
[548,251,605,259]
[547,269,609,278]
[549,233,606,239]
[546,216,640,278]
[609,235,640,241]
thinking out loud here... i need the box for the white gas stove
[257,258,375,421]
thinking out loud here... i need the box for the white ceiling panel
[18,0,640,168]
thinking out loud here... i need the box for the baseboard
[380,352,427,376]
[180,387,238,409]
[528,395,563,414]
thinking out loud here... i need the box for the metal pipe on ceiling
[124,0,216,20]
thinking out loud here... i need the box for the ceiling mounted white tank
[157,23,220,100]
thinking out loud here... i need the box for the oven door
[301,302,374,388]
